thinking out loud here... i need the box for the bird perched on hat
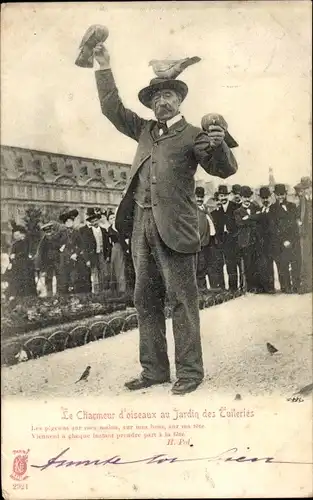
[75,25,109,68]
[149,56,201,79]
[59,209,79,224]
[138,77,189,109]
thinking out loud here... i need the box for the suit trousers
[197,241,225,290]
[274,244,301,293]
[131,204,204,383]
[219,234,239,291]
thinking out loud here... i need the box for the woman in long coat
[107,212,128,294]
[8,225,36,298]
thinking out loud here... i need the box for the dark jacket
[269,201,300,254]
[234,204,259,248]
[95,69,238,253]
[107,225,129,257]
[79,225,110,266]
[211,201,239,243]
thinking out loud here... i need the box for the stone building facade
[1,145,131,235]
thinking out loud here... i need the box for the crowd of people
[196,176,312,295]
[1,207,135,300]
[1,175,311,302]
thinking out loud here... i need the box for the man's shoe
[125,376,170,391]
[171,379,202,395]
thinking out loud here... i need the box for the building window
[108,169,115,179]
[120,171,127,180]
[50,161,58,175]
[6,184,14,197]
[37,187,44,199]
[66,163,73,174]
[1,154,6,169]
[17,185,26,198]
[85,191,96,203]
[32,158,41,171]
[15,156,24,171]
[55,189,66,201]
[27,185,33,198]
[94,168,101,177]
[80,166,88,176]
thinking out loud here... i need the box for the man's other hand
[94,44,111,70]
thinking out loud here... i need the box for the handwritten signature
[30,447,313,471]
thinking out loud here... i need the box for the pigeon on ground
[149,56,201,79]
[75,366,91,383]
[294,382,313,396]
[266,342,278,355]
[234,394,242,400]
[75,25,109,68]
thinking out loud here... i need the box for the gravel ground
[2,293,312,399]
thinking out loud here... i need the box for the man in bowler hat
[211,185,239,291]
[93,44,238,395]
[231,184,242,206]
[297,177,312,293]
[255,186,275,293]
[80,208,111,293]
[195,186,222,291]
[269,184,301,293]
[58,209,81,294]
[234,186,261,292]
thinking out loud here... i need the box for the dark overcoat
[96,69,238,253]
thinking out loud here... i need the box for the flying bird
[75,366,91,383]
[149,56,201,79]
[266,342,279,355]
[75,25,109,68]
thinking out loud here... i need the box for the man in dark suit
[269,184,301,293]
[211,185,239,291]
[94,44,238,395]
[234,186,261,292]
[231,184,242,206]
[195,187,223,291]
[79,208,111,293]
[255,186,275,293]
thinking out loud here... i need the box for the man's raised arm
[94,44,147,142]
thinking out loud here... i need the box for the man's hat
[300,176,312,189]
[217,185,230,195]
[138,77,188,109]
[59,209,79,223]
[195,186,205,197]
[240,186,253,197]
[274,184,287,195]
[259,186,271,199]
[13,224,27,234]
[86,207,102,222]
[293,183,303,193]
[231,184,241,195]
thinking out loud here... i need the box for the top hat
[240,185,253,198]
[138,78,188,109]
[86,207,102,222]
[259,186,271,199]
[13,224,27,234]
[59,209,79,223]
[300,176,312,189]
[231,184,241,195]
[217,185,230,195]
[195,186,205,197]
[274,184,287,195]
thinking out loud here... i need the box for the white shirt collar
[165,113,183,128]
[221,201,229,211]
